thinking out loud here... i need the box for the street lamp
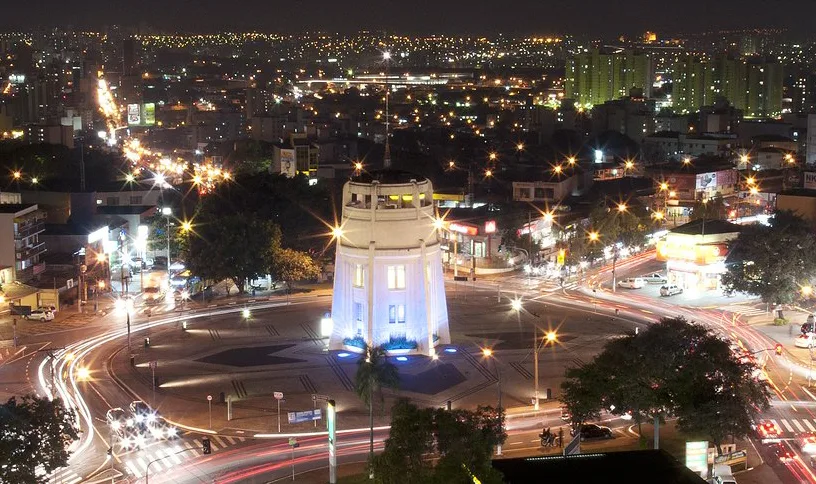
[802,286,813,298]
[567,156,577,165]
[617,202,628,213]
[489,152,497,161]
[588,231,599,242]
[481,347,501,455]
[161,207,172,281]
[553,165,563,174]
[485,169,493,178]
[76,367,91,381]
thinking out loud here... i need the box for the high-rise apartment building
[671,55,782,118]
[565,49,652,107]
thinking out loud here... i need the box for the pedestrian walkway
[769,417,816,438]
[40,466,83,484]
[719,302,768,317]
[120,435,247,479]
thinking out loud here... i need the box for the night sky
[1,0,813,36]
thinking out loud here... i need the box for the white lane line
[225,436,236,445]
[136,457,149,472]
[65,476,83,484]
[126,460,142,477]
[780,419,795,433]
[167,447,184,465]
[793,420,806,432]
[213,435,227,447]
[804,420,815,432]
[238,437,246,442]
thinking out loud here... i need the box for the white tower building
[329,170,450,356]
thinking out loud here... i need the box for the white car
[641,273,668,284]
[795,333,816,348]
[25,308,54,321]
[618,278,645,289]
[660,285,683,297]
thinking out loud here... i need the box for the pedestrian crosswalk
[719,303,767,317]
[769,418,816,438]
[122,435,246,478]
[39,466,83,484]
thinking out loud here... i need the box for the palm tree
[354,343,400,477]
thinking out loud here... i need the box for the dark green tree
[187,214,280,293]
[689,197,726,221]
[355,344,400,477]
[371,400,505,484]
[721,211,816,304]
[560,317,770,453]
[0,395,80,483]
[269,247,320,292]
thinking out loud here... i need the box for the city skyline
[0,0,813,38]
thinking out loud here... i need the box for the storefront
[439,219,504,272]
[655,219,741,292]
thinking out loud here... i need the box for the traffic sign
[207,395,213,401]
[288,437,299,448]
[312,394,330,402]
[149,361,157,370]
[288,409,322,424]
[274,391,284,400]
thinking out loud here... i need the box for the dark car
[571,424,613,441]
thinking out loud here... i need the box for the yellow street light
[669,191,677,198]
[485,169,493,177]
[97,280,105,289]
[746,176,756,185]
[516,143,525,151]
[617,203,627,213]
[125,174,135,182]
[97,253,107,263]
[749,187,759,195]
[553,165,563,174]
[740,154,749,164]
[489,152,497,161]
[567,156,577,165]
[354,161,363,171]
[433,217,445,230]
[682,157,691,165]
[31,177,38,184]
[331,226,344,239]
[659,182,669,191]
[652,211,665,220]
[12,171,21,179]
[802,286,813,297]
[588,231,599,242]
[482,348,493,357]
[76,367,91,381]
[543,211,554,223]
[545,331,557,343]
[181,221,193,232]
[448,160,455,169]
[624,160,634,169]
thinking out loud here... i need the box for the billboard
[695,170,737,191]
[127,104,141,125]
[142,103,156,126]
[128,103,157,127]
[685,441,708,473]
[696,172,717,191]
[279,149,296,177]
[805,172,816,190]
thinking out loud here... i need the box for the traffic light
[775,344,783,356]
[202,437,211,454]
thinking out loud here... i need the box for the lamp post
[482,348,502,455]
[161,207,172,281]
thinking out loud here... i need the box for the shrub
[383,336,418,350]
[773,317,789,326]
[343,336,366,349]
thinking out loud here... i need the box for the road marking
[126,460,141,477]
[780,419,795,432]
[225,436,236,444]
[213,435,227,447]
[136,457,149,472]
[193,438,202,449]
[804,420,815,432]
[793,420,806,432]
[65,476,82,484]
[166,446,183,465]
[509,441,523,445]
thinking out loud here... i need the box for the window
[387,265,406,289]
[353,264,364,288]
[106,197,119,206]
[388,305,406,324]
[130,196,143,205]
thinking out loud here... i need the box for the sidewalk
[740,308,814,368]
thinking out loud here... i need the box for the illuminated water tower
[329,170,450,356]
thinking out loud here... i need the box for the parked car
[796,333,816,348]
[641,273,668,284]
[660,285,683,297]
[570,423,613,441]
[25,308,54,321]
[802,320,815,335]
[560,406,571,422]
[618,278,645,289]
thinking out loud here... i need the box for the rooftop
[492,450,705,484]
[350,169,428,185]
[0,203,38,214]
[671,218,742,236]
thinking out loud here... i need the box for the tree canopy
[560,317,771,453]
[721,211,816,304]
[269,247,320,292]
[0,395,80,484]
[371,399,505,484]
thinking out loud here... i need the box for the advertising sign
[805,172,816,190]
[449,223,478,236]
[279,149,296,177]
[287,409,322,424]
[127,104,141,125]
[142,103,156,126]
[685,441,709,473]
[484,220,497,234]
[328,399,337,483]
[696,172,717,191]
[666,174,695,191]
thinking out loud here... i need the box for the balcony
[15,220,45,240]
[16,241,46,262]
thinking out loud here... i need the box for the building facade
[565,49,652,107]
[329,171,450,356]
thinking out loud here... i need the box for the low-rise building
[271,133,319,177]
[512,167,592,203]
[0,204,47,283]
